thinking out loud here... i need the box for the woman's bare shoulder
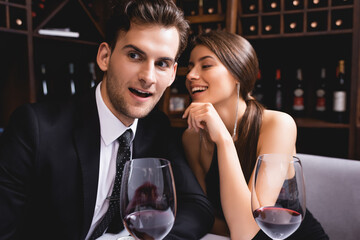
[258,110,297,155]
[262,110,296,132]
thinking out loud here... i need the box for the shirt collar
[95,82,138,146]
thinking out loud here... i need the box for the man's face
[97,23,179,126]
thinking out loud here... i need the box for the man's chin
[127,106,154,119]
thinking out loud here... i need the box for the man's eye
[157,61,170,68]
[128,52,140,59]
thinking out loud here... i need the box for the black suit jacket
[0,89,214,240]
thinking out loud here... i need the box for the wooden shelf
[32,32,99,45]
[0,0,106,128]
[170,0,360,159]
[186,14,225,23]
[294,118,350,129]
[0,27,28,35]
[238,1,354,38]
[244,29,353,39]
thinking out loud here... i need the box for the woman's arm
[183,102,260,240]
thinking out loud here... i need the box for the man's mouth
[129,88,152,98]
[191,86,208,94]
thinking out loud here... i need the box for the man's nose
[138,62,156,86]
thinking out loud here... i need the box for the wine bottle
[308,0,328,8]
[292,68,305,117]
[39,64,49,101]
[263,0,280,12]
[203,0,218,14]
[284,13,303,33]
[182,0,199,16]
[242,0,258,14]
[332,60,347,123]
[307,11,327,32]
[241,17,258,36]
[315,68,327,120]
[252,70,265,105]
[10,7,27,30]
[32,0,46,26]
[262,16,280,34]
[89,62,97,88]
[274,69,283,111]
[69,62,76,95]
[331,9,352,30]
[284,0,303,10]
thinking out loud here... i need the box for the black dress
[205,147,329,240]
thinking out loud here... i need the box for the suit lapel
[132,110,169,159]
[73,89,101,238]
[133,119,146,158]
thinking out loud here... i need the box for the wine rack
[167,0,360,159]
[0,0,106,129]
[162,0,237,127]
[1,0,359,159]
[237,0,360,159]
[239,0,354,38]
[179,0,227,39]
[0,0,28,33]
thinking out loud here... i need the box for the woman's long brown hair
[191,30,264,183]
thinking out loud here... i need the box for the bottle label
[293,96,304,110]
[333,91,346,112]
[316,89,326,111]
[293,88,304,110]
[294,88,303,97]
[254,93,264,102]
[42,80,48,96]
[316,97,326,111]
[316,89,325,97]
[275,90,282,109]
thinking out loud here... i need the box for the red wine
[253,207,302,239]
[124,208,175,240]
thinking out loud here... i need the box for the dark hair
[192,30,264,183]
[105,0,190,60]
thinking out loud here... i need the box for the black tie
[89,129,133,239]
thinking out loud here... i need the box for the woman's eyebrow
[198,55,214,61]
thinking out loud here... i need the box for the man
[0,0,214,239]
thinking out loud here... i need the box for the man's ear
[168,62,178,87]
[97,42,111,71]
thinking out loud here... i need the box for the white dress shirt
[85,83,138,239]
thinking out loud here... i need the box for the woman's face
[186,45,238,105]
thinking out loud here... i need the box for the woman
[182,31,328,240]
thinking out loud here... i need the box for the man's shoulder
[10,92,95,129]
[15,99,74,121]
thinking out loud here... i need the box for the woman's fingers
[184,103,212,132]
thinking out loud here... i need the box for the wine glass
[120,158,177,240]
[251,154,306,240]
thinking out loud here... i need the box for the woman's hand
[182,102,231,144]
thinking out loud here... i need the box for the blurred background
[0,0,359,160]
